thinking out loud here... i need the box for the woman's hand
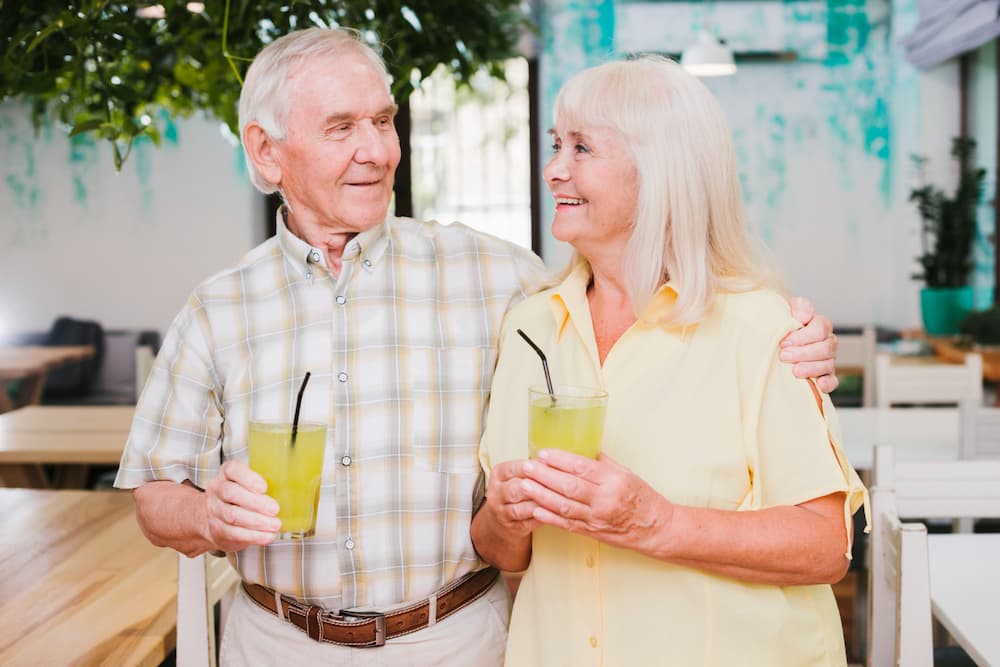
[782,297,839,392]
[519,449,673,552]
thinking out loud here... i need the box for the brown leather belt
[241,567,499,647]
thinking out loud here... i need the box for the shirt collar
[548,261,680,341]
[276,206,392,278]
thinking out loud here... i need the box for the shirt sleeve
[114,291,224,490]
[743,317,870,558]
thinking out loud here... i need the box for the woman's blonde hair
[553,55,776,326]
[238,27,391,194]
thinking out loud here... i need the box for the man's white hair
[238,27,391,194]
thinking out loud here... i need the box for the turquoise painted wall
[0,107,259,336]
[537,0,970,328]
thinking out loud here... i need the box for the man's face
[274,52,401,234]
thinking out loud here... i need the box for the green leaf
[25,17,66,54]
[68,117,103,136]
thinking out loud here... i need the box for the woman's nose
[543,154,568,185]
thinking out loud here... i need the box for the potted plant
[910,136,986,335]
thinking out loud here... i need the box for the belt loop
[305,606,322,642]
[273,589,285,622]
[427,592,437,627]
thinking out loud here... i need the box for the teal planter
[920,286,974,335]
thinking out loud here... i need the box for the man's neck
[284,209,360,276]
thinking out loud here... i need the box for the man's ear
[243,121,282,186]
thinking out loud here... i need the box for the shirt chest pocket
[404,346,492,473]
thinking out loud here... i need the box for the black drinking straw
[516,329,556,403]
[290,371,312,447]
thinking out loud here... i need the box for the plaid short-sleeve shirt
[115,212,549,610]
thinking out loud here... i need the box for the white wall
[0,109,262,339]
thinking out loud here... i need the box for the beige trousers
[220,578,511,666]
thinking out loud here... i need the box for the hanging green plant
[0,0,531,169]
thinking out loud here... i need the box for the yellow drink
[528,386,607,459]
[248,422,327,538]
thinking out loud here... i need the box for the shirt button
[338,372,348,382]
[345,538,355,550]
[310,250,321,263]
[585,554,595,568]
[589,635,598,648]
[336,295,346,305]
[341,455,352,466]
[362,258,373,268]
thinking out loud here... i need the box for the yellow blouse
[480,263,869,667]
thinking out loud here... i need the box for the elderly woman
[470,56,868,666]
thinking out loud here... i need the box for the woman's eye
[551,142,561,153]
[574,144,590,154]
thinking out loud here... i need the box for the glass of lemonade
[528,385,608,459]
[248,421,327,539]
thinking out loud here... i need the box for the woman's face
[543,119,638,261]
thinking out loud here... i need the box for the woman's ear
[243,122,282,187]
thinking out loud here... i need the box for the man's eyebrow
[322,105,399,126]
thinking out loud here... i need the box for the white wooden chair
[177,553,241,667]
[868,445,1000,665]
[960,406,1000,459]
[836,325,877,406]
[867,485,933,667]
[875,352,983,410]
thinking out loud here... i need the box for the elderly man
[116,27,839,664]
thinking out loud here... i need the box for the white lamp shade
[681,30,737,77]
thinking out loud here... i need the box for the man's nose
[354,121,395,164]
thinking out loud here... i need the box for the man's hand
[781,297,839,392]
[483,460,543,539]
[202,460,282,552]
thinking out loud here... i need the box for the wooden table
[0,488,176,666]
[0,405,133,488]
[930,337,1000,382]
[0,345,95,413]
[927,533,1000,666]
[835,407,960,471]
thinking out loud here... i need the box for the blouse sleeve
[742,318,871,558]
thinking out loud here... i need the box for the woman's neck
[587,267,636,366]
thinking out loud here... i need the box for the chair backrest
[867,486,934,667]
[872,445,1000,519]
[874,353,982,409]
[134,345,155,400]
[177,553,241,667]
[836,325,877,407]
[960,406,1000,459]
[42,316,105,398]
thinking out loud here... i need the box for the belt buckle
[338,609,387,647]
